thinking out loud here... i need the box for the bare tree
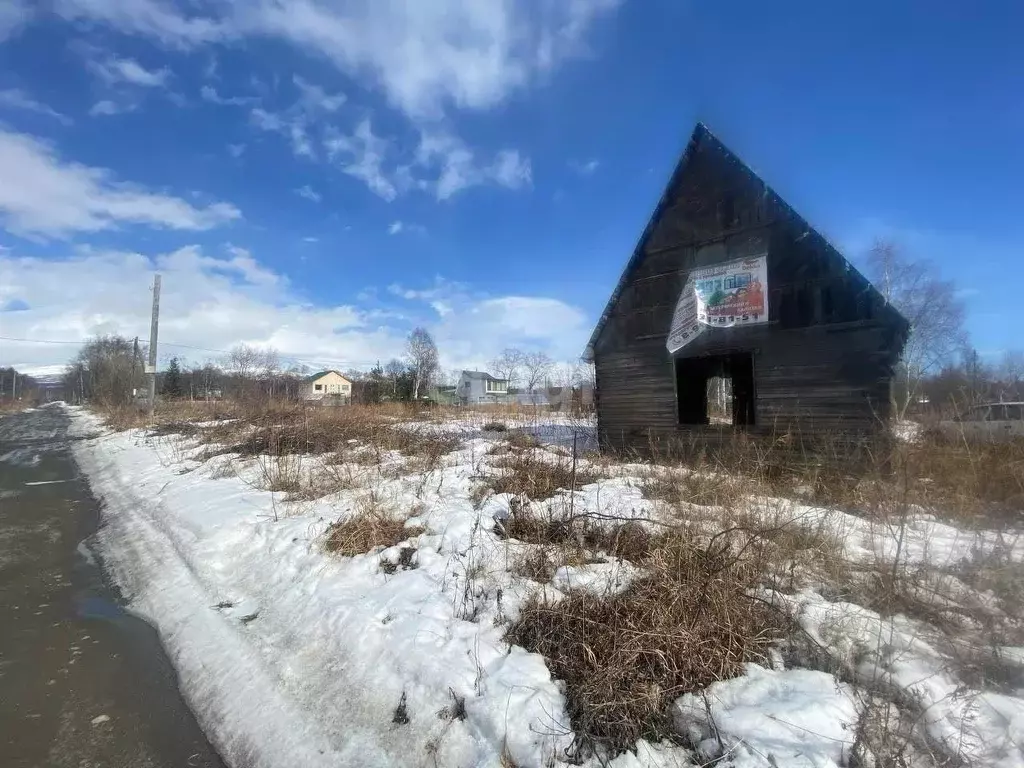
[228,344,280,400]
[490,348,524,388]
[997,350,1024,402]
[64,335,138,406]
[383,359,406,398]
[405,328,439,400]
[522,351,553,392]
[868,240,967,419]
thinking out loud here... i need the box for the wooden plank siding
[590,124,908,454]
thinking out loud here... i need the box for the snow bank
[783,589,1024,767]
[674,664,858,767]
[70,412,575,768]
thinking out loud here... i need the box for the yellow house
[301,370,352,401]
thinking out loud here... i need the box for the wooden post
[147,275,161,418]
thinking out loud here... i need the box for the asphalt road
[0,406,225,768]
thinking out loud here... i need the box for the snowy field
[68,405,1024,768]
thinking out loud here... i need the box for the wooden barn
[585,123,909,452]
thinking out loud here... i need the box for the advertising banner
[666,255,769,354]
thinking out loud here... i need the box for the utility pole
[147,275,161,418]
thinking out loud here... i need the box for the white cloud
[90,56,171,87]
[388,277,590,365]
[294,185,321,202]
[0,247,589,373]
[325,118,397,201]
[0,128,241,237]
[0,0,31,41]
[89,99,136,116]
[387,220,403,235]
[200,84,259,106]
[53,0,620,120]
[251,107,316,159]
[302,236,318,243]
[292,75,345,112]
[419,132,531,200]
[53,0,227,47]
[227,142,245,158]
[0,246,395,372]
[0,89,73,125]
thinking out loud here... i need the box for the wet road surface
[0,406,225,768]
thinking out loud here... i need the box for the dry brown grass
[506,530,781,756]
[95,400,464,474]
[485,451,599,501]
[640,466,746,508]
[323,493,424,556]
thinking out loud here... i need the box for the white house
[301,370,352,401]
[456,371,509,405]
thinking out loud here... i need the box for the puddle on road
[72,538,132,624]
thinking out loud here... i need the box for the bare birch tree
[405,327,439,400]
[868,240,967,419]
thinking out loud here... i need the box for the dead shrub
[499,501,654,567]
[254,453,304,494]
[285,462,363,501]
[324,504,424,556]
[510,546,560,582]
[482,421,508,432]
[640,466,744,508]
[506,532,780,756]
[487,430,542,456]
[487,452,598,501]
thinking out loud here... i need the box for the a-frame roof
[584,122,907,359]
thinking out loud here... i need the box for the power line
[0,335,87,345]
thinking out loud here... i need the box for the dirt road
[0,406,224,768]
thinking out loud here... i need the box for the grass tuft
[487,451,599,501]
[506,531,780,756]
[324,503,423,556]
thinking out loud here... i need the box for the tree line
[59,326,443,406]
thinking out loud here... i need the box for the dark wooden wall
[593,132,907,452]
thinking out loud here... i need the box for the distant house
[457,371,509,405]
[301,370,352,402]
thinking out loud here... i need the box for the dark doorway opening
[675,352,755,427]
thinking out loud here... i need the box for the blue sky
[0,0,1021,376]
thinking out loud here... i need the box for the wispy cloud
[293,75,345,112]
[88,99,136,117]
[388,220,403,235]
[325,118,397,201]
[54,0,620,121]
[227,143,245,158]
[250,107,315,158]
[295,185,321,203]
[419,131,532,200]
[200,84,259,106]
[0,89,72,125]
[570,158,600,175]
[90,56,171,88]
[0,0,31,42]
[0,127,241,236]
